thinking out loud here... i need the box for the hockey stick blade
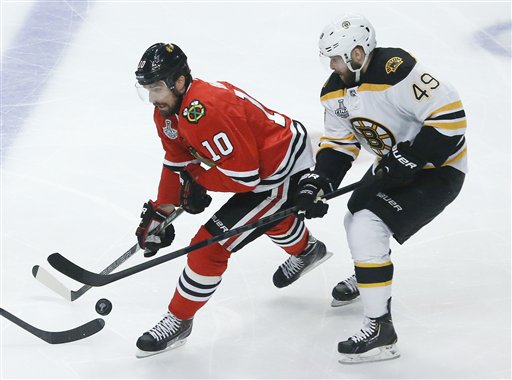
[0,307,105,344]
[47,180,362,287]
[34,208,184,301]
[32,265,73,301]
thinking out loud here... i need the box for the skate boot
[331,274,360,307]
[273,236,333,288]
[136,311,193,358]
[338,300,399,364]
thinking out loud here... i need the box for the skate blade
[300,251,334,278]
[135,338,187,358]
[330,297,359,308]
[338,344,400,364]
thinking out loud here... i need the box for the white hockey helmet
[319,13,376,78]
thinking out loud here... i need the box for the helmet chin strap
[346,50,370,84]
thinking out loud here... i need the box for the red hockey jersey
[153,79,313,206]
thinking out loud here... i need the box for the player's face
[330,56,356,87]
[144,81,180,118]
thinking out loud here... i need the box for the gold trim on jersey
[318,146,359,160]
[424,146,467,169]
[318,144,360,153]
[426,119,467,131]
[320,83,393,101]
[320,134,357,142]
[446,146,467,165]
[358,83,392,92]
[427,100,464,118]
[320,89,346,101]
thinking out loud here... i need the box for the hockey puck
[95,298,113,316]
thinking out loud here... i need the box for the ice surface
[1,2,510,379]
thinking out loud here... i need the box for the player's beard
[339,71,356,87]
[155,101,179,118]
[154,92,184,118]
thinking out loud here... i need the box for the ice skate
[331,274,360,307]
[338,303,399,364]
[136,311,193,358]
[273,236,332,288]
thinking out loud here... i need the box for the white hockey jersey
[319,47,467,173]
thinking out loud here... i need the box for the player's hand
[374,141,426,190]
[179,169,212,214]
[296,172,333,219]
[136,200,176,257]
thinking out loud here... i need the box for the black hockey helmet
[135,43,191,87]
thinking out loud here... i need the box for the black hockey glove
[136,200,176,257]
[296,172,334,219]
[179,170,212,214]
[374,141,427,190]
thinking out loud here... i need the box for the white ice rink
[1,1,510,379]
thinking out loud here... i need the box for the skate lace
[342,275,358,292]
[148,312,180,342]
[281,255,304,278]
[350,318,378,343]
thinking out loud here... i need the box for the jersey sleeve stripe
[258,120,309,188]
[424,119,467,131]
[216,166,261,187]
[318,144,360,159]
[163,158,200,171]
[426,109,466,121]
[320,134,357,142]
[320,140,360,148]
[427,100,464,119]
[442,145,467,166]
[216,167,259,178]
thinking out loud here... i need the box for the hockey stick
[32,208,184,301]
[0,307,105,344]
[47,180,362,287]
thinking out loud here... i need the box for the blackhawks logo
[183,100,206,124]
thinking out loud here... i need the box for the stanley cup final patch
[183,100,206,124]
[163,119,178,139]
[335,99,349,118]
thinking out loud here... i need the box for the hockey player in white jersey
[295,13,467,363]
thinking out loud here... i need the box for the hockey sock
[267,215,309,255]
[169,265,222,320]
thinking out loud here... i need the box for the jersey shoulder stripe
[320,47,417,99]
[361,47,417,87]
[320,73,346,100]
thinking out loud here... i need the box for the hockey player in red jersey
[296,14,466,363]
[133,43,332,357]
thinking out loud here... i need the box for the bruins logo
[351,117,396,157]
[385,57,403,74]
[183,100,206,124]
